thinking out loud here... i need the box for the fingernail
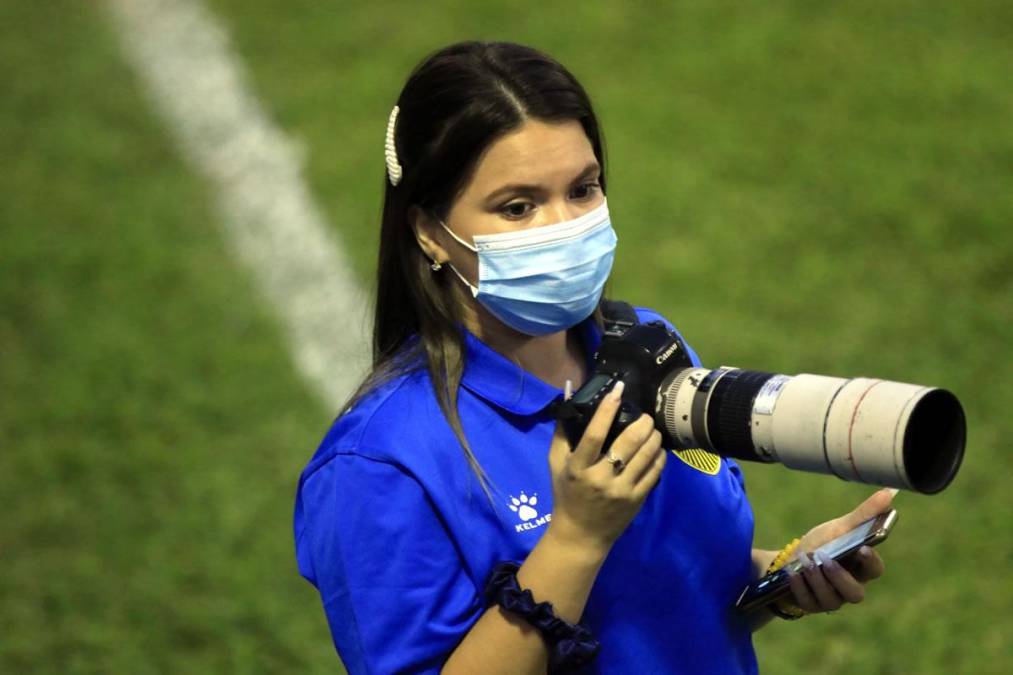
[564,379,573,400]
[608,380,625,402]
[859,545,872,558]
[885,488,900,498]
[815,550,834,568]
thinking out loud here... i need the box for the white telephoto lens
[659,368,965,494]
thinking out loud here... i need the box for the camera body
[556,321,691,451]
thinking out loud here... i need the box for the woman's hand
[545,381,667,555]
[786,488,895,614]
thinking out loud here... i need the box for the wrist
[541,518,612,564]
[515,522,609,625]
[483,562,601,671]
[751,548,780,579]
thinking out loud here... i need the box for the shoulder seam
[300,373,429,484]
[341,372,422,450]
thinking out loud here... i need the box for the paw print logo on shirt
[508,493,538,521]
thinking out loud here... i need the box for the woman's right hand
[546,381,667,554]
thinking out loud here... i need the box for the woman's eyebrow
[570,161,601,184]
[483,162,601,203]
[483,182,543,204]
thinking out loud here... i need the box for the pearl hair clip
[384,105,403,186]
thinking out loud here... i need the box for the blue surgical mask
[440,199,617,336]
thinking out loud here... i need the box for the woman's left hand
[787,488,895,614]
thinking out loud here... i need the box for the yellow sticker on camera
[671,448,721,475]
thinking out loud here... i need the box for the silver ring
[606,451,625,473]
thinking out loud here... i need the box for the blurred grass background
[1,0,1010,672]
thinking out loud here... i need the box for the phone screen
[735,510,896,612]
[782,513,882,574]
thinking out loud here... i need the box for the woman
[294,41,892,674]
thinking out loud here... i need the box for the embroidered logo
[508,492,551,533]
[672,448,722,475]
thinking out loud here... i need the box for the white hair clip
[384,105,403,186]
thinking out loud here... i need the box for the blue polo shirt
[294,308,757,673]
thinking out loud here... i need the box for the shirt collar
[460,318,603,416]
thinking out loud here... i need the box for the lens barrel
[658,367,965,494]
[705,369,776,461]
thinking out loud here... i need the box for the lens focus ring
[706,370,775,461]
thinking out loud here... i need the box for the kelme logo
[508,492,551,533]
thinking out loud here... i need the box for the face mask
[440,199,617,336]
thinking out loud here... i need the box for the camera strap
[600,300,640,339]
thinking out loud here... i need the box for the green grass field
[2,1,1010,672]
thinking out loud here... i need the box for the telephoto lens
[658,368,966,494]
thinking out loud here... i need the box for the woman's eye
[571,182,600,200]
[501,202,533,219]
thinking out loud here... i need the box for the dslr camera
[555,311,965,494]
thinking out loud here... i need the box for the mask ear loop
[439,219,479,253]
[438,219,480,297]
[445,259,480,297]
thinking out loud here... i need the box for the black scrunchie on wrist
[483,561,600,672]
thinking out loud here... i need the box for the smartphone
[734,509,898,613]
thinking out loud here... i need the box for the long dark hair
[349,41,607,489]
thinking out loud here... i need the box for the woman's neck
[461,297,588,391]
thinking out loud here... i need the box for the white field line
[105,0,370,409]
